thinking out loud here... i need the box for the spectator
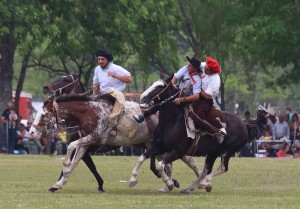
[285,107,292,122]
[16,123,31,154]
[17,123,41,154]
[56,126,67,155]
[289,113,300,143]
[26,120,33,132]
[276,142,292,158]
[265,146,277,158]
[243,110,253,124]
[258,131,272,141]
[1,101,18,154]
[272,114,290,140]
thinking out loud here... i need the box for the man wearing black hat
[133,56,203,123]
[93,49,132,94]
[93,49,132,128]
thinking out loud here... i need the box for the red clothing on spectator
[276,150,287,157]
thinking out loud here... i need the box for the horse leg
[129,147,164,188]
[180,164,209,194]
[206,152,231,182]
[49,146,87,192]
[157,151,182,192]
[197,153,218,191]
[81,153,105,192]
[63,134,92,166]
[180,155,201,177]
[128,154,148,187]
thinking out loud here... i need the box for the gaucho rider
[93,49,132,128]
[133,56,202,122]
[134,56,225,144]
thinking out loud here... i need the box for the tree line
[1,0,300,115]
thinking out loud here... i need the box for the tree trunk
[0,30,16,148]
[15,52,31,117]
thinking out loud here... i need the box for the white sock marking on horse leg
[158,161,173,188]
[129,155,146,187]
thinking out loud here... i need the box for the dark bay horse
[129,75,267,194]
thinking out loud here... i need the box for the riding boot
[133,104,160,123]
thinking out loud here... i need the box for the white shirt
[174,64,204,95]
[93,62,131,94]
[201,73,221,97]
[17,130,30,142]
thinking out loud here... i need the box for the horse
[43,72,108,192]
[30,93,201,192]
[129,75,268,194]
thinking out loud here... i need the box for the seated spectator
[272,114,290,140]
[236,143,254,157]
[56,126,67,155]
[265,146,277,158]
[258,131,272,141]
[17,123,41,154]
[289,113,300,143]
[276,142,293,158]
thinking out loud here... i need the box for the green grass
[0,155,300,209]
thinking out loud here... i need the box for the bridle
[50,74,79,96]
[32,107,56,138]
[150,80,172,102]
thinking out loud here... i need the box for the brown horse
[129,75,268,194]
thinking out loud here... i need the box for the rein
[150,80,172,102]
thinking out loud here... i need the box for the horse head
[140,74,175,105]
[43,72,84,96]
[29,98,56,140]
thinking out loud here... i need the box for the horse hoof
[48,187,58,193]
[63,161,71,167]
[172,179,180,188]
[98,185,105,192]
[128,180,138,188]
[157,187,170,193]
[167,184,174,191]
[180,189,189,195]
[205,183,212,193]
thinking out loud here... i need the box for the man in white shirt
[93,49,132,128]
[272,115,290,140]
[173,56,225,144]
[93,49,132,94]
[133,56,202,123]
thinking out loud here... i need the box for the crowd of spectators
[239,107,300,158]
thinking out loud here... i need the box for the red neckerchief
[189,71,199,83]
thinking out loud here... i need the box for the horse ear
[165,73,174,83]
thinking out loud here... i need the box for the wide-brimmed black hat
[186,56,201,70]
[95,49,113,61]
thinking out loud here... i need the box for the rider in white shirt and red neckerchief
[173,56,225,144]
[133,56,203,123]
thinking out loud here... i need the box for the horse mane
[56,94,91,103]
[55,93,115,104]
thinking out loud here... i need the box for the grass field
[0,155,300,209]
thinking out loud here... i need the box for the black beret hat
[95,49,113,62]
